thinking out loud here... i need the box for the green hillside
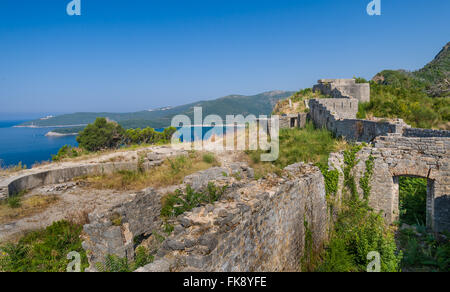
[360,42,450,129]
[373,42,449,97]
[21,90,294,130]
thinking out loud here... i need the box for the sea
[0,120,232,168]
[0,120,78,168]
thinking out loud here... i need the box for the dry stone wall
[137,163,328,272]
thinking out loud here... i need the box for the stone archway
[342,142,450,233]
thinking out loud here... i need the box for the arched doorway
[393,175,435,229]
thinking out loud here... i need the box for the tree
[76,118,125,151]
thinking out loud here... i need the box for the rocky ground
[0,143,249,243]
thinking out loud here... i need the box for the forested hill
[373,42,449,97]
[20,90,294,129]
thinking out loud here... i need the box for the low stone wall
[403,128,450,138]
[0,161,157,201]
[0,147,188,201]
[137,163,328,272]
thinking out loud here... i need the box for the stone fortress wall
[309,79,450,233]
[313,79,371,102]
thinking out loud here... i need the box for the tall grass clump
[0,220,88,272]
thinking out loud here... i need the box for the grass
[397,228,450,272]
[0,161,27,175]
[358,81,450,130]
[77,151,220,190]
[0,220,88,272]
[243,122,348,179]
[0,194,60,224]
[316,199,402,272]
[95,246,154,272]
[272,88,326,115]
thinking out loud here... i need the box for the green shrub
[52,145,84,161]
[7,196,22,209]
[77,117,125,151]
[0,220,88,272]
[161,183,227,219]
[318,199,402,272]
[95,246,154,272]
[202,153,215,164]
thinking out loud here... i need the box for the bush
[318,199,402,272]
[202,153,215,164]
[52,145,85,161]
[0,220,88,272]
[77,118,125,151]
[7,196,21,209]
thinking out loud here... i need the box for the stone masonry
[136,163,328,272]
[329,134,450,233]
[313,79,371,102]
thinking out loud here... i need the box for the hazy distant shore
[45,131,79,137]
[14,124,87,129]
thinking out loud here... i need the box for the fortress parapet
[313,78,370,103]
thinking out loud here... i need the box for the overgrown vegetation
[0,220,88,272]
[77,152,219,190]
[0,192,59,224]
[52,145,88,162]
[74,117,177,153]
[161,183,227,219]
[398,227,450,272]
[95,246,154,272]
[0,161,27,175]
[272,88,325,115]
[358,81,449,129]
[399,177,427,226]
[315,145,402,272]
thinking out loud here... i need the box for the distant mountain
[20,90,295,129]
[373,42,449,97]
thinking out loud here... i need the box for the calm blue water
[0,121,232,168]
[0,121,78,168]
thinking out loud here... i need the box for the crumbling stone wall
[330,135,450,233]
[279,113,308,129]
[308,99,407,142]
[403,128,450,138]
[82,188,163,271]
[137,163,328,272]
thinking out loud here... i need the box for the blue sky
[0,0,449,117]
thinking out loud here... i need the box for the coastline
[45,131,79,137]
[14,124,87,129]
